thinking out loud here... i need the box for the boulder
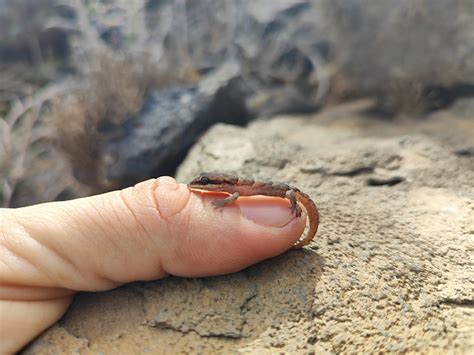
[23,101,474,354]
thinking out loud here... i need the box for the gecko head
[188,172,238,188]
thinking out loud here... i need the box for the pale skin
[0,176,306,354]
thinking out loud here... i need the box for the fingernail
[238,196,301,227]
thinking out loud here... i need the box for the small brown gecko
[188,172,319,248]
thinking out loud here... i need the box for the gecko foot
[212,192,240,210]
[212,199,226,210]
[291,203,303,218]
[286,189,303,217]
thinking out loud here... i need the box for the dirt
[23,100,474,354]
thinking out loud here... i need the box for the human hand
[0,177,306,353]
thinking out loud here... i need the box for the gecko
[188,172,319,248]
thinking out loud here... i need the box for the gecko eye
[200,176,210,185]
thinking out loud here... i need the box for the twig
[1,82,71,207]
[6,82,71,127]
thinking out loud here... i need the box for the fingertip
[152,177,191,219]
[162,193,307,276]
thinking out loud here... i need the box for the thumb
[1,176,306,353]
[2,176,306,292]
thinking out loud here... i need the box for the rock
[24,101,474,353]
[100,63,252,186]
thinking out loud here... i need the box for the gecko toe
[212,200,225,210]
[290,204,303,217]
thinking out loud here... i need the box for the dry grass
[51,52,183,188]
[377,80,433,116]
[0,83,67,206]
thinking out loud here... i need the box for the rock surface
[23,100,473,354]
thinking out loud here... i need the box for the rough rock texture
[23,100,473,354]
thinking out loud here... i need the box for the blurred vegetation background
[0,0,473,207]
